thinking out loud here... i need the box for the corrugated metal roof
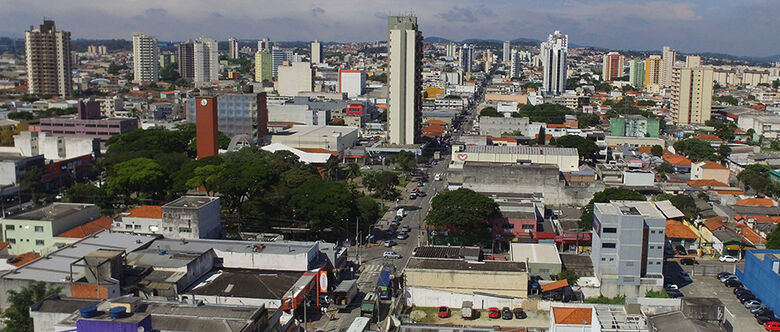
[653,200,685,219]
[462,145,578,156]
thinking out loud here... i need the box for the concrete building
[459,44,474,73]
[502,40,510,63]
[271,46,285,78]
[478,116,529,137]
[690,160,730,185]
[623,170,655,187]
[270,125,358,153]
[662,46,676,87]
[735,250,780,316]
[185,93,269,142]
[311,40,322,64]
[644,55,663,92]
[609,116,660,137]
[257,37,271,52]
[132,32,159,83]
[0,153,44,186]
[602,52,624,81]
[685,55,701,68]
[161,196,221,239]
[451,145,579,171]
[193,38,219,83]
[629,59,645,88]
[254,49,272,83]
[114,205,161,235]
[541,30,568,95]
[177,41,195,81]
[338,69,366,98]
[670,66,714,125]
[446,43,457,58]
[591,201,666,297]
[509,243,562,277]
[37,117,139,144]
[25,20,72,97]
[0,203,98,255]
[227,37,239,59]
[196,96,218,159]
[277,61,313,96]
[13,131,99,161]
[387,16,423,145]
[736,112,780,139]
[510,50,522,78]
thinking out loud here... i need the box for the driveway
[680,275,766,332]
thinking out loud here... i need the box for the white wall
[404,287,523,309]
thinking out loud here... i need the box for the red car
[766,321,780,331]
[488,307,500,319]
[438,306,449,318]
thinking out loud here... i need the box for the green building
[254,49,273,83]
[610,115,659,138]
[629,59,645,89]
[1,203,98,255]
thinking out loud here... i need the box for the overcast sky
[1,0,778,57]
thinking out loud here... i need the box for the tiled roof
[0,242,9,251]
[56,216,113,238]
[688,179,728,187]
[423,119,446,125]
[703,219,726,231]
[666,220,698,239]
[541,279,569,292]
[553,307,592,325]
[126,205,162,219]
[693,134,723,141]
[9,252,40,267]
[735,215,780,223]
[663,154,692,166]
[699,161,727,170]
[736,198,774,207]
[739,225,766,245]
[547,123,566,128]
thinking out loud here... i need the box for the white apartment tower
[446,43,457,58]
[228,37,239,59]
[25,20,72,97]
[459,44,474,73]
[277,61,313,96]
[311,40,322,64]
[132,32,159,83]
[662,46,676,87]
[387,16,423,145]
[193,37,219,82]
[541,30,568,95]
[510,50,522,78]
[258,38,271,52]
[670,66,714,125]
[502,40,511,63]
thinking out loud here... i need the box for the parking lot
[680,274,766,332]
[409,307,550,329]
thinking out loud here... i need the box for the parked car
[759,317,780,327]
[740,294,759,303]
[401,225,411,233]
[488,307,500,319]
[665,284,679,291]
[717,272,732,279]
[409,192,417,200]
[383,251,401,259]
[513,308,527,319]
[396,233,408,240]
[679,270,692,282]
[725,279,743,288]
[501,307,512,320]
[438,306,450,318]
[751,305,770,314]
[719,255,739,263]
[745,300,762,308]
[675,245,687,255]
[735,288,753,296]
[754,308,774,318]
[680,258,697,265]
[383,240,395,247]
[719,274,737,282]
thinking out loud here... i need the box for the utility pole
[302,294,308,332]
[356,216,361,264]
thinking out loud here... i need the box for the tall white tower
[311,40,322,64]
[132,32,159,83]
[387,16,422,145]
[228,37,239,59]
[194,37,219,82]
[541,30,568,95]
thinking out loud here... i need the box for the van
[434,173,441,181]
[461,301,474,319]
[396,208,406,218]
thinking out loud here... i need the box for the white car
[719,255,738,263]
[665,283,679,291]
[383,251,402,259]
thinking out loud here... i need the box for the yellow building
[644,55,662,91]
[670,66,714,125]
[254,50,272,83]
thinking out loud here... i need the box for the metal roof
[462,145,578,156]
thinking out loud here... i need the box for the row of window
[5,238,44,245]
[115,223,191,233]
[5,225,44,232]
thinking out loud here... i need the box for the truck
[360,292,378,321]
[332,279,359,309]
[376,265,394,300]
[461,301,474,319]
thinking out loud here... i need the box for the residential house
[690,161,730,185]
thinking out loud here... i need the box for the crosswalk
[361,264,383,274]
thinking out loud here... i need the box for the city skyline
[1,0,779,57]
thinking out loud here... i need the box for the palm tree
[345,163,361,183]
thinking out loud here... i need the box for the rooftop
[594,201,666,219]
[31,295,101,314]
[5,203,94,221]
[56,216,113,238]
[125,205,162,219]
[278,125,358,137]
[163,196,219,209]
[187,269,301,299]
[149,238,317,256]
[509,243,562,265]
[665,220,698,239]
[462,145,578,156]
[406,258,527,272]
[553,307,592,325]
[412,246,482,260]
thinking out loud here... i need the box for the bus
[376,265,394,300]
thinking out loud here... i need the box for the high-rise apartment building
[277,61,313,96]
[502,40,510,63]
[685,55,701,68]
[311,40,322,64]
[670,66,714,125]
[257,38,271,52]
[228,38,239,59]
[662,46,676,87]
[132,32,159,83]
[541,30,568,95]
[193,38,219,82]
[601,51,624,81]
[387,16,423,145]
[254,49,273,83]
[628,59,644,88]
[644,55,663,91]
[446,43,457,58]
[271,47,285,78]
[25,20,72,97]
[177,42,195,81]
[509,50,522,78]
[484,50,494,73]
[459,44,474,73]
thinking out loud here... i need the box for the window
[125,224,133,229]
[626,261,634,266]
[35,240,44,246]
[503,224,514,229]
[522,224,535,230]
[134,225,141,230]
[650,230,656,234]
[609,257,615,261]
[602,243,616,249]
[601,257,606,261]
[8,239,15,244]
[178,227,192,233]
[603,227,617,233]
[34,226,44,232]
[5,225,14,230]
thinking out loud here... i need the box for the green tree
[718,144,731,161]
[579,188,645,229]
[2,281,62,332]
[107,157,168,199]
[185,164,225,195]
[391,151,417,172]
[344,162,361,182]
[673,138,716,162]
[7,111,34,121]
[557,269,579,285]
[107,62,127,75]
[767,226,780,249]
[188,132,231,151]
[554,135,599,161]
[668,194,699,220]
[576,113,601,128]
[426,189,500,246]
[21,167,45,204]
[64,183,109,209]
[655,161,674,174]
[650,145,663,157]
[160,62,180,82]
[537,127,546,145]
[331,118,346,126]
[737,164,773,193]
[479,107,501,117]
[288,179,356,232]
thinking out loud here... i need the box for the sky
[1,0,779,57]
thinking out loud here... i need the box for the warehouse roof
[462,145,578,156]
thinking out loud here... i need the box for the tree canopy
[2,281,61,332]
[737,164,773,193]
[579,188,645,229]
[554,135,599,161]
[650,145,663,157]
[673,138,716,162]
[479,107,501,117]
[426,188,500,246]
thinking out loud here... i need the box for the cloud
[437,5,490,23]
[311,6,325,17]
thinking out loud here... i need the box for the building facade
[161,196,222,239]
[338,69,366,98]
[502,41,510,63]
[629,59,645,88]
[311,40,322,64]
[736,250,780,316]
[228,37,239,59]
[196,96,218,159]
[1,203,98,255]
[601,52,624,81]
[254,49,273,83]
[644,55,663,92]
[541,31,568,96]
[37,117,138,144]
[132,32,159,83]
[510,50,522,78]
[662,46,676,87]
[25,20,72,97]
[277,62,313,97]
[193,38,219,83]
[459,44,474,73]
[177,41,195,81]
[591,201,665,297]
[670,66,714,125]
[387,16,423,145]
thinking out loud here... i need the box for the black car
[717,271,732,279]
[756,315,779,324]
[667,289,684,298]
[513,308,527,319]
[735,289,753,297]
[675,245,687,255]
[754,308,774,318]
[740,295,759,304]
[725,279,742,288]
[501,307,512,320]
[680,258,696,265]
